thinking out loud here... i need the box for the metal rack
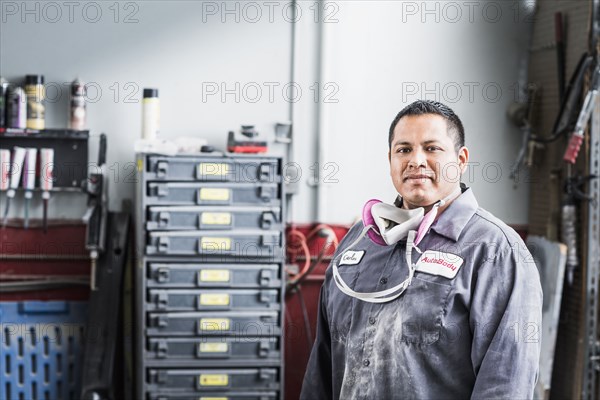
[0,129,108,261]
[583,88,600,400]
[134,152,286,400]
[0,129,111,400]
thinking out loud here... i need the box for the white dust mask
[331,186,462,303]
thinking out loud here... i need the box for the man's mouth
[404,174,433,182]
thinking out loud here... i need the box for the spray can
[25,74,45,130]
[6,86,26,129]
[142,88,160,140]
[69,79,87,130]
[0,78,8,128]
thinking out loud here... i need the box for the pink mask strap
[362,199,387,246]
[414,205,439,246]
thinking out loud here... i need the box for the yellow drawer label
[199,269,230,282]
[200,237,232,251]
[200,293,230,306]
[201,212,232,225]
[198,163,230,176]
[198,374,229,386]
[199,342,229,353]
[199,188,231,201]
[200,318,230,331]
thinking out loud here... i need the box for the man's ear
[458,146,469,174]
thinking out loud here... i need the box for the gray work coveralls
[300,187,543,400]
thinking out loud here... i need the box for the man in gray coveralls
[300,100,543,399]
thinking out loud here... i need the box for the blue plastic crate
[0,301,88,400]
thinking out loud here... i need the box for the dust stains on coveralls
[300,188,543,400]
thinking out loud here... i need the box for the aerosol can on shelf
[6,85,26,129]
[69,78,86,130]
[25,74,45,130]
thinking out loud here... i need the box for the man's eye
[397,148,410,153]
[427,146,441,151]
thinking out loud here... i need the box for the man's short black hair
[388,100,465,152]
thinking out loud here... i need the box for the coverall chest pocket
[399,276,452,345]
[327,268,359,344]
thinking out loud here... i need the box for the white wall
[1,0,530,225]
[1,0,292,217]
[293,0,531,225]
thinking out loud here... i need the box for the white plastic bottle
[142,88,160,140]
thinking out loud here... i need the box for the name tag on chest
[416,250,463,279]
[339,250,365,266]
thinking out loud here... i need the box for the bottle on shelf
[0,77,8,129]
[25,74,45,130]
[69,78,87,130]
[6,85,26,129]
[141,88,160,140]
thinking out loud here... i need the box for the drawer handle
[261,212,275,229]
[259,163,272,181]
[156,267,170,283]
[156,340,168,359]
[158,212,170,228]
[157,237,169,253]
[258,340,270,358]
[156,161,168,178]
[260,270,272,286]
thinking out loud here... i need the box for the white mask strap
[438,185,463,207]
[332,229,417,303]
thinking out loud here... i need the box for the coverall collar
[429,186,479,242]
[392,184,478,243]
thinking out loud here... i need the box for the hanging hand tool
[22,148,37,229]
[40,148,54,233]
[529,54,593,144]
[509,122,532,182]
[561,174,599,285]
[507,84,538,183]
[3,146,26,227]
[555,12,566,104]
[563,64,600,164]
[84,134,108,290]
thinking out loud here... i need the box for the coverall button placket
[362,359,370,367]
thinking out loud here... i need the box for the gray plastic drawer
[147,368,279,392]
[146,337,280,361]
[147,264,282,288]
[146,156,281,183]
[147,392,279,400]
[147,289,280,311]
[146,231,282,257]
[146,311,280,336]
[146,206,281,231]
[146,182,280,206]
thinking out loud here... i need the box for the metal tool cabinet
[135,153,285,400]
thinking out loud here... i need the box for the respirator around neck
[332,186,461,303]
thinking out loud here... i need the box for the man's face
[388,114,469,209]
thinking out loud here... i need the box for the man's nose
[408,148,426,167]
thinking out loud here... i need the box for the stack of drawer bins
[135,153,285,400]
